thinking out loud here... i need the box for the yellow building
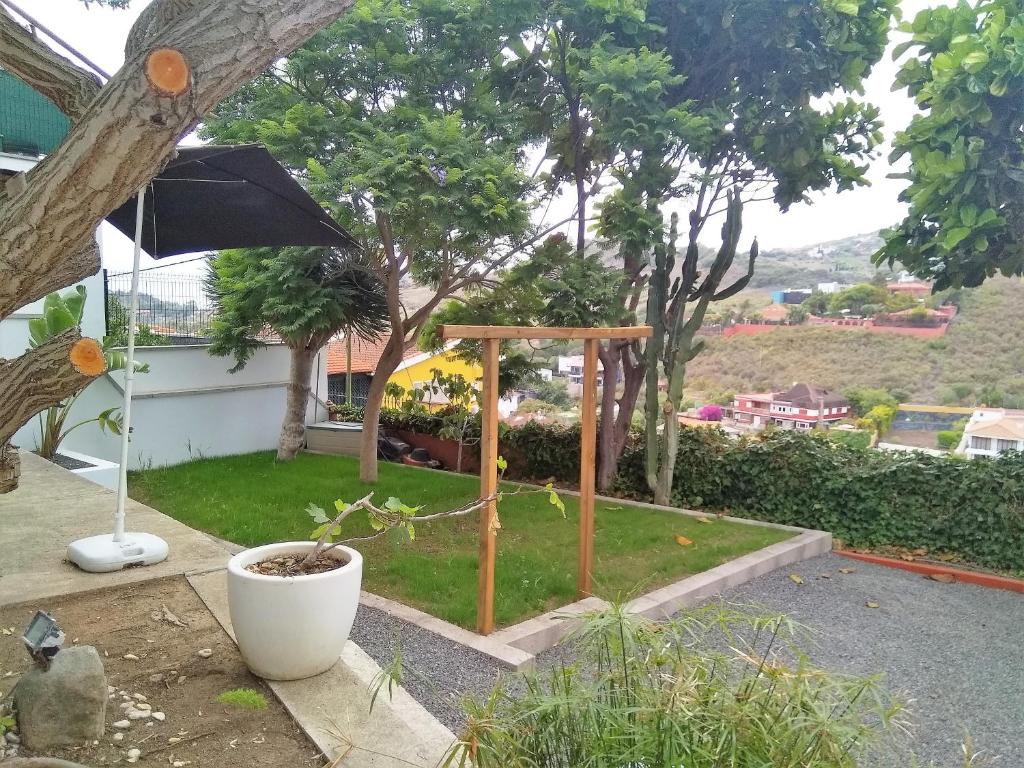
[326,335,481,408]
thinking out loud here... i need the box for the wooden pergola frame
[438,325,653,635]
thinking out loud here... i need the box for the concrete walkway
[0,454,455,767]
[0,452,228,607]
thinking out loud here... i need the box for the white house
[956,409,1024,459]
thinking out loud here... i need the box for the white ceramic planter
[227,542,363,680]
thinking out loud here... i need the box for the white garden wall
[56,343,329,470]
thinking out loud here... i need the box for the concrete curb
[188,570,457,768]
[490,529,831,654]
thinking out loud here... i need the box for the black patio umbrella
[105,144,357,256]
[69,144,357,574]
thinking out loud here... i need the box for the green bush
[619,429,1024,572]
[827,429,871,451]
[937,430,961,450]
[451,605,913,768]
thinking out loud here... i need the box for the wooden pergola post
[438,325,652,636]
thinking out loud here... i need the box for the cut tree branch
[0,328,105,448]
[0,3,102,120]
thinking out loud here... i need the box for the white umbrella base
[67,532,169,573]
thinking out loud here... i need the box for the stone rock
[113,720,131,729]
[127,746,142,762]
[5,731,20,744]
[197,648,213,659]
[123,654,139,661]
[127,708,152,720]
[113,732,125,742]
[152,711,165,722]
[13,646,107,750]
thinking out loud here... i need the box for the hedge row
[340,404,1024,571]
[615,429,1024,573]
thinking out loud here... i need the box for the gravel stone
[703,553,1024,767]
[197,648,213,659]
[349,604,505,731]
[353,554,1024,765]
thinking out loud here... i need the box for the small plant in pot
[227,460,563,681]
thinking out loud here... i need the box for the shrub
[531,378,573,407]
[937,430,961,450]
[697,404,723,421]
[665,430,1024,572]
[827,429,871,450]
[451,605,912,768]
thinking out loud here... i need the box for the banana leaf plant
[28,286,149,461]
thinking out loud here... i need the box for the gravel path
[352,554,1024,765]
[713,553,1024,767]
[349,603,507,732]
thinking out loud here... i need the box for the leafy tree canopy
[878,0,1024,289]
[202,0,535,292]
[205,247,388,370]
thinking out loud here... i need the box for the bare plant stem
[302,484,552,571]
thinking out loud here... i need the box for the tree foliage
[878,0,1024,289]
[206,247,387,370]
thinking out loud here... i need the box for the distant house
[770,289,813,305]
[556,354,605,386]
[325,335,481,407]
[731,392,776,428]
[886,279,932,298]
[732,384,850,431]
[957,409,1024,459]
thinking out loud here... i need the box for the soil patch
[0,576,323,767]
[245,551,348,577]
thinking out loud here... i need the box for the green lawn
[130,452,792,629]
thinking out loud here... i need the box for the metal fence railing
[105,268,215,345]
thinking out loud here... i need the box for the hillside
[742,232,896,290]
[687,277,1024,406]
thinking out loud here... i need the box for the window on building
[971,436,992,451]
[996,439,1017,453]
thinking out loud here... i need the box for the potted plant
[227,460,563,680]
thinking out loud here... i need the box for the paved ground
[0,452,229,607]
[354,553,1024,767]
[720,553,1024,767]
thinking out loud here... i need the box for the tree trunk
[277,345,316,461]
[358,336,405,483]
[596,345,620,490]
[594,342,646,490]
[0,0,361,490]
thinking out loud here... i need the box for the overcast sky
[18,0,950,271]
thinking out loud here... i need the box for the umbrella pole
[112,188,145,542]
[66,188,168,573]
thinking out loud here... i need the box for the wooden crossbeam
[439,325,652,340]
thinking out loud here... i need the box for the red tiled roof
[325,335,421,375]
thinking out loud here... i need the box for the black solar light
[22,611,64,669]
